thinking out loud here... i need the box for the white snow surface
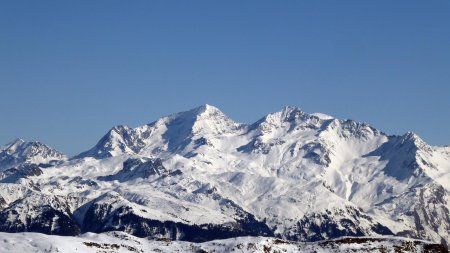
[0,232,442,253]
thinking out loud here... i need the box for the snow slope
[0,232,446,253]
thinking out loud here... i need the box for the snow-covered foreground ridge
[0,104,449,249]
[0,232,447,253]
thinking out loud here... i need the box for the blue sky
[1,1,449,155]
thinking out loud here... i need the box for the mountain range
[0,104,448,251]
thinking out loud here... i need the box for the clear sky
[1,1,449,155]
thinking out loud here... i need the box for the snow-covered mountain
[0,138,66,171]
[0,104,449,250]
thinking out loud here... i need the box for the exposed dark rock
[0,205,80,235]
[81,193,273,242]
[98,158,168,182]
[69,176,99,187]
[0,163,43,183]
[237,138,285,154]
[286,207,393,241]
[83,205,272,242]
[301,142,332,166]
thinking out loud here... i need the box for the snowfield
[0,232,447,253]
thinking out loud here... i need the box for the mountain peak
[399,132,425,146]
[0,139,66,170]
[403,131,419,140]
[75,104,244,159]
[109,125,133,136]
[257,106,305,126]
[11,138,25,144]
[194,104,220,113]
[173,104,243,136]
[162,104,230,124]
[281,106,305,119]
[4,138,40,153]
[4,138,26,150]
[399,131,432,152]
[188,104,228,120]
[74,124,145,160]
